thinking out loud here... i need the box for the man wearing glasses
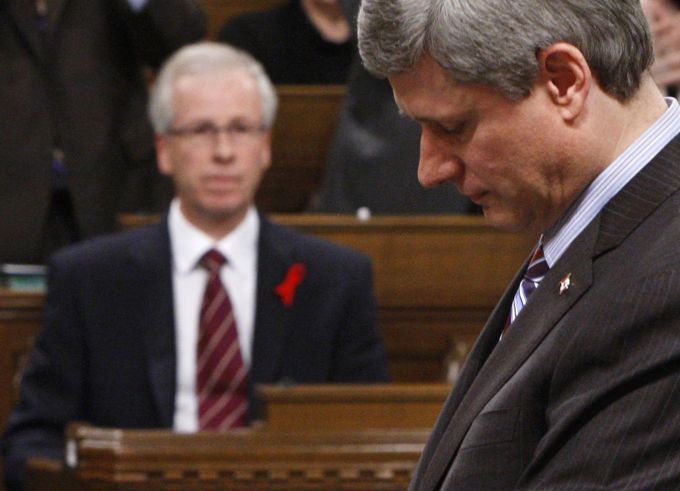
[2,42,389,491]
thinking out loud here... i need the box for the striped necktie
[509,242,549,325]
[196,249,249,430]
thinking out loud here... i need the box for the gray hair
[149,42,278,134]
[358,0,653,101]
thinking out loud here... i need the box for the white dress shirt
[168,199,259,432]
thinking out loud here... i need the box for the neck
[179,202,249,242]
[608,75,669,159]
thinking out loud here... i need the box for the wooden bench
[259,85,346,212]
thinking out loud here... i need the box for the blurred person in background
[310,0,474,214]
[2,42,389,491]
[0,0,206,265]
[218,0,353,84]
[643,0,680,94]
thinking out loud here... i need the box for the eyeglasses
[167,121,267,146]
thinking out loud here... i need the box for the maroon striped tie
[197,249,249,430]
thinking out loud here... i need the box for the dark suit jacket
[409,135,680,490]
[0,0,205,264]
[1,214,389,490]
[217,0,353,85]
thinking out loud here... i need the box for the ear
[155,134,174,176]
[537,43,591,122]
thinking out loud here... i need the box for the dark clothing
[2,214,389,490]
[312,57,476,214]
[311,0,474,214]
[217,0,353,84]
[409,135,680,490]
[0,0,206,264]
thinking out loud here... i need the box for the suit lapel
[250,215,295,389]
[418,133,680,490]
[128,219,176,428]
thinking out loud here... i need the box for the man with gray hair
[359,0,680,489]
[2,42,388,491]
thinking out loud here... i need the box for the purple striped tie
[509,242,549,325]
[197,249,249,430]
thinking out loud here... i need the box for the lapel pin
[559,273,572,295]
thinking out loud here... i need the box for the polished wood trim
[256,383,451,431]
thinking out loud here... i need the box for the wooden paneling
[200,0,288,39]
[258,85,346,212]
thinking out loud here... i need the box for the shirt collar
[168,199,260,275]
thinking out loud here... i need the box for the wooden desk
[257,383,450,431]
[23,384,447,490]
[26,425,429,490]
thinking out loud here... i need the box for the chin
[482,208,525,233]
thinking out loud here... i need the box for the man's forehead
[172,71,262,123]
[389,57,473,122]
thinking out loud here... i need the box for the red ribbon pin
[275,263,306,307]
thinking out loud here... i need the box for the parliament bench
[259,85,346,212]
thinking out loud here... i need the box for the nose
[212,130,235,162]
[417,127,463,188]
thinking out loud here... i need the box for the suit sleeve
[1,257,86,491]
[330,254,390,382]
[519,268,680,489]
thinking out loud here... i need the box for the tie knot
[199,249,227,274]
[525,243,549,282]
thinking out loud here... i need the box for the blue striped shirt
[542,98,680,267]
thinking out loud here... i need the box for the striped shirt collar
[542,98,680,267]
